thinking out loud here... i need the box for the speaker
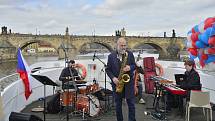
[9,112,43,121]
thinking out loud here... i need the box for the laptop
[174,74,185,86]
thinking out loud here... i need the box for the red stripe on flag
[18,71,32,100]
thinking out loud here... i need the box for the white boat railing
[0,66,64,121]
[0,73,19,92]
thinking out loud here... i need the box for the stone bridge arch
[77,42,114,53]
[131,42,167,59]
[93,42,114,52]
[20,39,59,53]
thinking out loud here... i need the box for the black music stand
[31,74,59,121]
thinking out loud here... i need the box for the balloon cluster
[186,17,215,67]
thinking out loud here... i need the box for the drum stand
[75,86,93,121]
[80,95,91,121]
[64,84,91,121]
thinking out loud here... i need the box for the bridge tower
[58,27,78,60]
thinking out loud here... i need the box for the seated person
[59,60,82,90]
[166,60,201,111]
[180,60,201,91]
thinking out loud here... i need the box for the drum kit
[60,80,101,118]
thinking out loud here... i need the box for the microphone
[93,52,96,61]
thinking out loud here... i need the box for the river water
[0,56,59,79]
[0,52,158,79]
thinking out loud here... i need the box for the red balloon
[204,17,215,30]
[188,48,198,56]
[201,52,208,60]
[191,41,197,48]
[199,59,205,67]
[191,32,200,42]
[192,28,195,33]
[208,36,215,46]
[207,47,215,54]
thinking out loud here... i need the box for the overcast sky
[0,0,214,37]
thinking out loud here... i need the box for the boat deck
[21,92,215,121]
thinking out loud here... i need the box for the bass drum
[60,90,75,106]
[76,95,100,117]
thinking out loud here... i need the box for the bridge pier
[58,48,78,60]
[158,52,180,61]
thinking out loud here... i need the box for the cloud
[0,0,214,36]
[81,4,92,11]
[91,0,152,17]
[43,20,59,28]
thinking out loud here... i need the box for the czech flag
[17,48,32,100]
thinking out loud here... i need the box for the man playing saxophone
[106,37,136,121]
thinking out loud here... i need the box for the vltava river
[0,56,58,79]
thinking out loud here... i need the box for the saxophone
[116,52,130,93]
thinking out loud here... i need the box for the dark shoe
[151,112,167,120]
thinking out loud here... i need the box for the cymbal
[75,80,87,84]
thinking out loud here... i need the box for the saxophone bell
[122,74,130,83]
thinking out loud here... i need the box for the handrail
[0,66,64,92]
[0,73,19,92]
[0,73,18,82]
[202,87,215,92]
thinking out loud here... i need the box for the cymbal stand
[60,43,72,121]
[93,54,108,111]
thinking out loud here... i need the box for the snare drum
[76,95,100,117]
[60,90,75,106]
[86,83,99,93]
[78,86,87,95]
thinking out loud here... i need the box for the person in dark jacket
[106,37,136,121]
[180,60,201,91]
[59,60,82,90]
[166,60,201,111]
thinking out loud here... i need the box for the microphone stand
[93,54,108,111]
[61,44,70,121]
[61,44,68,67]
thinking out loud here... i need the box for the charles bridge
[0,28,186,61]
